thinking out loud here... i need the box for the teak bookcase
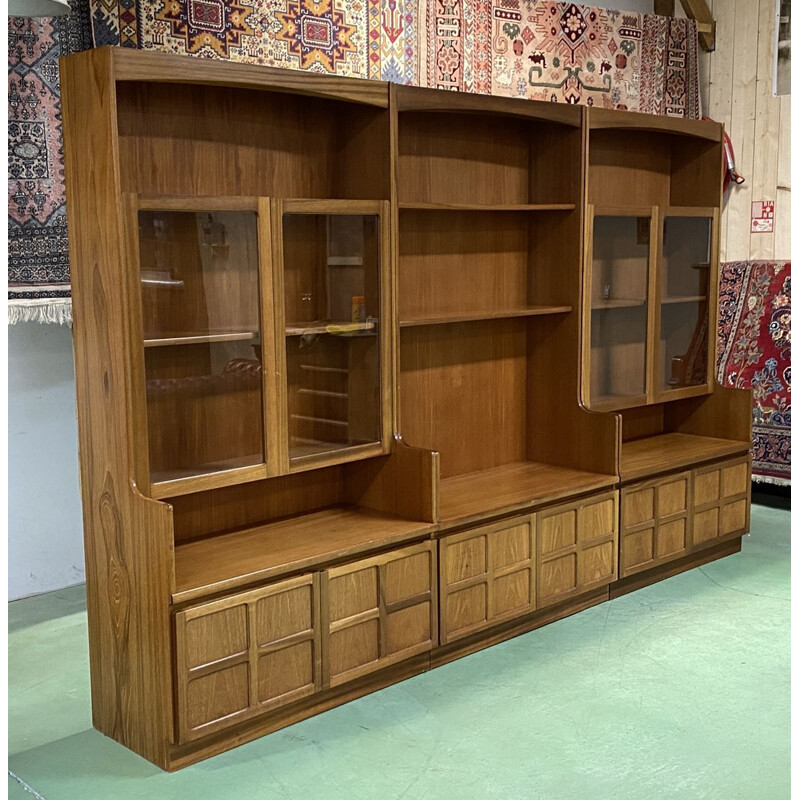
[61,47,753,770]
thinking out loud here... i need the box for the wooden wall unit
[62,47,752,770]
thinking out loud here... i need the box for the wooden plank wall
[699,0,791,261]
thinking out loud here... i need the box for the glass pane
[590,215,650,405]
[138,210,265,482]
[659,216,712,391]
[282,213,381,462]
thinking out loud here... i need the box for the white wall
[701,0,791,262]
[8,323,85,600]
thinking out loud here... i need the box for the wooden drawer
[619,472,691,578]
[174,574,320,743]
[537,491,618,607]
[692,455,751,548]
[439,516,536,644]
[322,541,437,688]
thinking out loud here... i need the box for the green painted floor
[9,504,789,800]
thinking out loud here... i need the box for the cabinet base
[164,586,610,770]
[168,652,430,771]
[431,587,609,669]
[610,536,743,599]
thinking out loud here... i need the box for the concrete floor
[9,504,789,800]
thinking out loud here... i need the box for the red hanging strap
[703,115,745,192]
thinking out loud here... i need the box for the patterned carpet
[8,1,701,319]
[718,261,791,485]
[8,0,92,323]
[420,1,699,116]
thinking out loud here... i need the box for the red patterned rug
[420,1,699,116]
[718,261,791,485]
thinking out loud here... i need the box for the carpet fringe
[752,474,791,487]
[8,299,72,327]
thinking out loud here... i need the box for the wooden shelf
[439,461,617,528]
[661,295,707,305]
[621,433,750,482]
[590,394,647,411]
[399,202,576,212]
[285,321,376,336]
[289,438,377,460]
[400,306,572,327]
[173,505,435,604]
[150,455,264,490]
[143,330,258,347]
[591,299,645,310]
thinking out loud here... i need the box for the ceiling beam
[677,0,716,52]
[655,0,716,52]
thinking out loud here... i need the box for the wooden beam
[654,0,676,15]
[678,0,716,51]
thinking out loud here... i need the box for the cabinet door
[131,197,277,496]
[692,456,751,547]
[620,472,690,577]
[537,491,618,607]
[655,210,716,399]
[174,574,320,743]
[273,199,391,472]
[322,542,436,688]
[439,516,536,644]
[585,208,657,410]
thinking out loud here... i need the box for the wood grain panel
[620,432,749,482]
[117,83,388,201]
[691,455,752,547]
[399,319,528,478]
[61,48,175,768]
[397,112,532,205]
[536,491,618,607]
[398,209,529,319]
[344,439,439,523]
[322,542,437,687]
[174,574,320,743]
[588,130,671,207]
[439,516,536,644]
[438,461,617,529]
[110,46,389,107]
[619,472,691,578]
[170,467,344,543]
[173,506,433,604]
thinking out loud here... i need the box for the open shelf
[439,461,617,528]
[396,109,581,208]
[172,505,435,604]
[400,306,571,328]
[621,432,750,482]
[592,299,645,310]
[399,202,576,212]
[143,330,258,347]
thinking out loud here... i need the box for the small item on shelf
[351,295,366,323]
[668,355,687,386]
[603,284,611,300]
[325,322,370,335]
[201,214,226,246]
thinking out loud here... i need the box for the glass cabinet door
[137,206,266,485]
[279,205,384,466]
[588,213,653,407]
[658,214,713,393]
